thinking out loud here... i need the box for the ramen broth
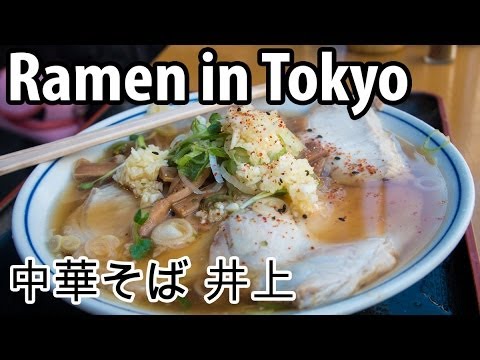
[50,115,448,314]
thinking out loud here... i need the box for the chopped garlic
[113,144,169,207]
[195,201,242,224]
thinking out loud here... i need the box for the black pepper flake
[334,156,341,161]
[317,134,323,138]
[279,178,283,184]
[272,216,276,220]
[266,112,270,115]
[338,216,346,222]
[307,128,313,132]
[351,171,360,175]
[152,151,159,155]
[302,214,308,219]
[278,204,287,214]
[305,170,310,176]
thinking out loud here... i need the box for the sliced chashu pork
[63,184,138,243]
[210,204,397,309]
[299,105,411,185]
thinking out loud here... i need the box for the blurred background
[0,45,479,315]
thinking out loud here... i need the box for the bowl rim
[11,99,476,315]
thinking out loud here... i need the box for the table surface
[157,45,480,261]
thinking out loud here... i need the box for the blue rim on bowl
[11,97,475,315]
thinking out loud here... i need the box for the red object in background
[0,102,110,215]
[0,67,87,143]
[0,65,110,212]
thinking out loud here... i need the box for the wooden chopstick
[0,84,267,176]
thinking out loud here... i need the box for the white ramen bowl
[12,96,475,315]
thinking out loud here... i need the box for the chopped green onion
[240,190,286,210]
[130,210,152,260]
[78,182,95,190]
[128,134,147,149]
[129,238,152,260]
[209,147,228,158]
[207,121,221,134]
[230,147,250,163]
[178,158,209,181]
[419,130,450,165]
[134,209,149,225]
[191,116,207,134]
[135,135,147,149]
[223,159,237,175]
[209,113,222,123]
[177,150,204,167]
[269,147,287,161]
[169,113,227,180]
